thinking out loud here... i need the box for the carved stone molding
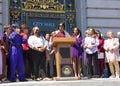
[10,10,20,19]
[22,0,65,12]
[13,0,18,4]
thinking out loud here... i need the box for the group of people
[0,22,120,83]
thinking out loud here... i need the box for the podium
[51,37,76,78]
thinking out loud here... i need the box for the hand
[98,50,100,54]
[110,49,114,53]
[0,45,4,49]
[5,52,9,56]
[39,47,45,52]
[77,39,80,44]
[109,48,114,53]
[81,44,84,47]
[51,31,56,37]
[87,45,93,49]
[24,35,27,39]
[83,46,87,49]
[0,46,1,49]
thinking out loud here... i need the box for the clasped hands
[33,47,46,52]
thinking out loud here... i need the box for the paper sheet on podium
[98,53,104,59]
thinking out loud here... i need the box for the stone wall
[0,0,2,34]
[1,0,120,36]
[0,0,9,35]
[86,0,120,36]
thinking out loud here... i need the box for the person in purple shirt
[71,27,83,78]
[9,24,27,82]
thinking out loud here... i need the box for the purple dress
[71,35,83,58]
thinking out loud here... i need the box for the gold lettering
[33,22,55,27]
[44,23,55,27]
[33,22,43,26]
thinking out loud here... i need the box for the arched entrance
[9,0,76,35]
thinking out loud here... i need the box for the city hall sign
[9,0,76,34]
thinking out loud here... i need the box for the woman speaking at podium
[55,22,70,37]
[50,22,70,77]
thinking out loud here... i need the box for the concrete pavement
[0,78,120,86]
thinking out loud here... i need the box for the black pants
[46,52,55,78]
[87,51,99,76]
[23,50,32,78]
[6,55,10,79]
[30,48,46,78]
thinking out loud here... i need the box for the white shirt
[28,35,48,49]
[84,36,99,54]
[104,38,119,62]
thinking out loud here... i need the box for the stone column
[75,0,87,76]
[2,0,9,26]
[0,0,2,34]
[0,0,9,35]
[75,0,87,37]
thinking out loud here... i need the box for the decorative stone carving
[10,10,20,19]
[22,0,64,12]
[13,0,18,4]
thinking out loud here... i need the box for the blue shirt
[9,32,26,48]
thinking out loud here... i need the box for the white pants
[0,50,2,75]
